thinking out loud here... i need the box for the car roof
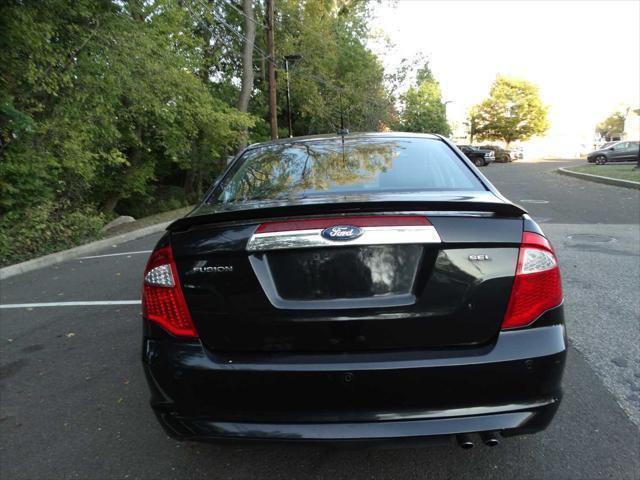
[246,132,442,150]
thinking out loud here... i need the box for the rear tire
[595,155,607,165]
[474,158,485,167]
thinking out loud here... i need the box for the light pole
[284,54,302,138]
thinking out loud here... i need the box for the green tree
[273,0,393,135]
[471,76,549,146]
[0,1,253,213]
[0,0,394,265]
[397,63,450,136]
[596,110,625,141]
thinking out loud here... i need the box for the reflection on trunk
[267,245,422,300]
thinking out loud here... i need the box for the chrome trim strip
[246,225,441,252]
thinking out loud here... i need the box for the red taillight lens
[502,232,563,329]
[142,246,197,338]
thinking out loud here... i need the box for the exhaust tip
[480,431,500,447]
[456,433,474,449]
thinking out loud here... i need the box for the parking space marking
[78,250,152,260]
[0,300,141,309]
[520,199,550,204]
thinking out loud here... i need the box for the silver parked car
[587,141,640,164]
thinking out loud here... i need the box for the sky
[369,0,640,150]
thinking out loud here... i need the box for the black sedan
[457,144,495,166]
[141,133,566,448]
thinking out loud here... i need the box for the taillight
[142,246,197,338]
[502,232,563,329]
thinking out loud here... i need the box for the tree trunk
[266,0,278,139]
[237,0,256,148]
[184,132,204,198]
[101,6,147,215]
[101,124,143,214]
[101,193,121,214]
[238,0,256,113]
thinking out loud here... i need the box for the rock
[101,216,135,232]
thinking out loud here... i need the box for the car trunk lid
[170,201,523,353]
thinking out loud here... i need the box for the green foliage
[596,111,625,140]
[274,0,393,135]
[0,0,394,265]
[117,185,191,219]
[470,76,549,146]
[0,202,104,266]
[397,63,450,136]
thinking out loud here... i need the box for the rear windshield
[212,137,484,204]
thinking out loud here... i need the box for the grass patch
[567,164,640,183]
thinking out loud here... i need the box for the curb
[557,167,640,190]
[0,221,170,281]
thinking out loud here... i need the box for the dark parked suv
[457,144,495,166]
[587,141,640,164]
[479,145,512,163]
[142,133,566,448]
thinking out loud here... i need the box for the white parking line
[78,250,152,260]
[0,301,141,309]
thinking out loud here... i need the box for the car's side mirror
[609,147,615,151]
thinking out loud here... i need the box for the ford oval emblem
[321,225,364,242]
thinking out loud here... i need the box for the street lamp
[284,54,303,138]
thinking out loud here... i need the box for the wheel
[595,155,607,165]
[474,157,485,167]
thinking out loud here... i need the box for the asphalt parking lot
[1,159,639,480]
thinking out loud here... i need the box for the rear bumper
[154,400,560,445]
[143,311,566,444]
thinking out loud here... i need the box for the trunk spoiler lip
[167,193,527,233]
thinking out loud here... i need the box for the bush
[0,202,104,267]
[116,185,192,219]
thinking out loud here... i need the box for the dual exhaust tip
[456,431,500,449]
